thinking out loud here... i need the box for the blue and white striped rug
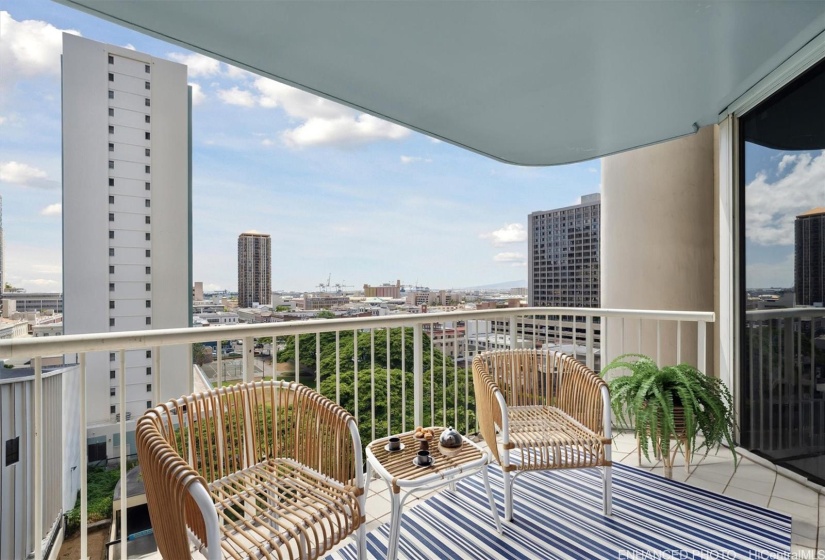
[326,462,790,560]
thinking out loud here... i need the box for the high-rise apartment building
[238,232,272,307]
[529,193,600,307]
[795,207,825,306]
[62,35,191,438]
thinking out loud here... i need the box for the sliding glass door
[739,59,825,483]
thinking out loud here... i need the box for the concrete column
[601,125,717,372]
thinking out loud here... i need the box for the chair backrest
[473,349,607,440]
[143,381,358,484]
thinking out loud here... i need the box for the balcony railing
[0,306,713,560]
[742,307,825,475]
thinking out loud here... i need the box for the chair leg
[356,522,366,560]
[504,471,514,522]
[602,465,612,516]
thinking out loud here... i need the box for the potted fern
[600,354,737,478]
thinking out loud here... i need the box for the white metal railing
[0,306,714,560]
[743,307,825,457]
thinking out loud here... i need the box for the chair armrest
[472,355,510,465]
[553,352,611,438]
[291,384,364,494]
[136,413,216,560]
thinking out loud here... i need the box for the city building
[192,311,239,326]
[237,231,271,307]
[795,207,825,306]
[1,292,64,314]
[529,193,601,308]
[193,280,204,302]
[364,280,401,298]
[62,34,191,448]
[297,294,351,310]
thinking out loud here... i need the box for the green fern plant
[600,354,737,473]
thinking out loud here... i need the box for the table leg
[365,461,374,498]
[386,490,403,560]
[481,466,503,535]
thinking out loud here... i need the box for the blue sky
[0,2,602,294]
[742,143,825,290]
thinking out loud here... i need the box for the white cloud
[4,244,63,291]
[0,11,81,82]
[189,82,205,105]
[261,138,275,147]
[0,11,80,83]
[777,154,797,173]
[400,156,432,164]
[0,116,6,125]
[168,51,221,77]
[225,64,255,81]
[27,278,59,288]
[283,114,409,148]
[481,223,527,246]
[217,86,256,107]
[253,78,353,120]
[493,252,527,266]
[40,203,61,216]
[213,76,410,147]
[122,44,136,51]
[0,160,48,185]
[745,150,825,246]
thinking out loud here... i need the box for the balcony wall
[601,125,717,371]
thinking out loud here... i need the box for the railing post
[119,350,127,560]
[509,316,517,350]
[294,334,300,383]
[243,336,254,383]
[413,323,423,428]
[316,333,322,391]
[216,340,223,388]
[79,353,88,560]
[782,317,793,391]
[33,356,42,560]
[585,315,594,371]
[152,346,161,406]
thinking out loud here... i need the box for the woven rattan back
[473,349,607,436]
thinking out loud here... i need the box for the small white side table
[365,428,503,560]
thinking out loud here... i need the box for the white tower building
[62,34,192,455]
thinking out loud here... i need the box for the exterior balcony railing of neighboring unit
[0,306,713,560]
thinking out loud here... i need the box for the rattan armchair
[136,380,365,560]
[473,349,612,521]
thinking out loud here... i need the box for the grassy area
[65,466,123,535]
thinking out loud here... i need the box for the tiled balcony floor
[353,431,824,557]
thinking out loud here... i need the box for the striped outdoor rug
[325,462,790,560]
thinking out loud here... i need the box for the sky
[742,143,825,290]
[0,2,602,294]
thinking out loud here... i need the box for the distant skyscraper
[795,207,825,306]
[238,232,272,307]
[529,193,600,307]
[62,34,192,432]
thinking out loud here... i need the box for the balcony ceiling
[56,1,825,165]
